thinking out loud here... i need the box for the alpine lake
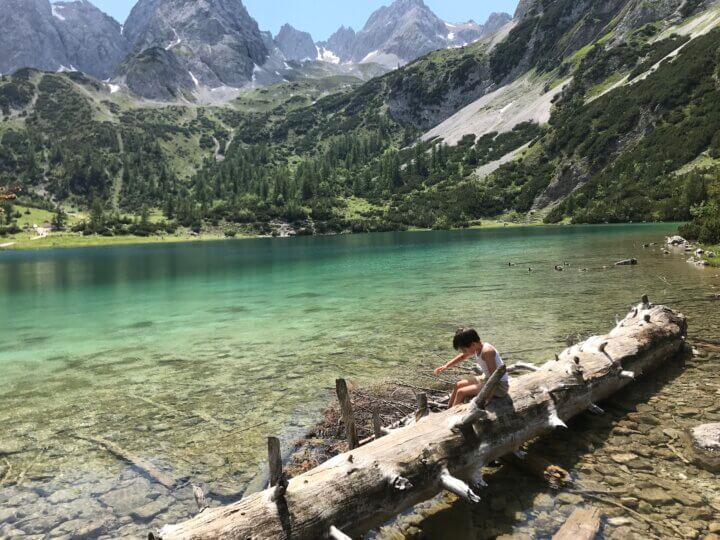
[1,224,718,539]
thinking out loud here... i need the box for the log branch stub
[471,364,507,409]
[507,362,540,373]
[268,437,282,487]
[329,526,352,540]
[267,436,287,500]
[587,403,605,415]
[192,484,209,513]
[372,409,383,440]
[440,468,481,503]
[335,379,359,450]
[456,364,508,436]
[415,393,429,422]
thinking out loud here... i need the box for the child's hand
[434,366,447,375]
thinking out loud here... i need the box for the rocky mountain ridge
[0,0,129,79]
[0,0,512,99]
[316,1,512,68]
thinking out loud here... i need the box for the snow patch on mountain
[316,46,340,64]
[51,4,66,21]
[165,27,181,51]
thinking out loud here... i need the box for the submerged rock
[690,423,720,472]
[637,487,673,505]
[49,517,112,539]
[100,487,153,516]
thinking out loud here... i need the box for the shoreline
[0,221,685,254]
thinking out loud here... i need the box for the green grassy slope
[2,0,719,242]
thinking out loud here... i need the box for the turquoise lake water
[1,224,719,537]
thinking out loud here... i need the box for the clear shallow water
[1,224,719,537]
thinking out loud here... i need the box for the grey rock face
[52,1,130,79]
[318,0,513,68]
[352,0,447,65]
[0,0,127,79]
[319,25,356,63]
[445,13,511,47]
[484,12,513,35]
[514,0,537,20]
[0,0,69,74]
[121,47,195,101]
[123,0,268,88]
[275,24,316,62]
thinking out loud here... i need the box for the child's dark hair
[453,328,481,350]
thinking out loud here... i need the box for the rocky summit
[121,0,268,89]
[0,0,128,79]
[319,0,512,68]
[0,0,512,99]
[275,24,317,62]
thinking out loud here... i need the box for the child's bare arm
[434,352,468,375]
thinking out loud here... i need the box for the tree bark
[552,507,602,540]
[155,304,687,540]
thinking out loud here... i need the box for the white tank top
[475,344,510,382]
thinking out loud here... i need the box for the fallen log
[155,302,687,539]
[75,434,178,490]
[552,507,602,540]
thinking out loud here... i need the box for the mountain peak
[317,2,513,69]
[122,0,268,89]
[0,0,127,79]
[275,23,316,62]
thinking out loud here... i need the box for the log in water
[155,302,687,539]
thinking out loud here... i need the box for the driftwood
[567,488,684,538]
[75,434,178,490]
[155,302,687,539]
[552,507,602,540]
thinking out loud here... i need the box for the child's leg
[449,379,476,407]
[452,383,483,407]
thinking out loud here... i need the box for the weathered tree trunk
[552,507,602,540]
[155,303,687,540]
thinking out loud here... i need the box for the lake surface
[1,224,719,538]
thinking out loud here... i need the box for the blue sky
[59,0,519,41]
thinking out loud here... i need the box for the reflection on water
[1,224,719,538]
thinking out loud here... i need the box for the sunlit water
[1,224,718,538]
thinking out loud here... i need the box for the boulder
[666,235,687,245]
[689,423,720,472]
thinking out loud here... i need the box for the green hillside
[1,0,719,244]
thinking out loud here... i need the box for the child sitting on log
[434,328,510,407]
